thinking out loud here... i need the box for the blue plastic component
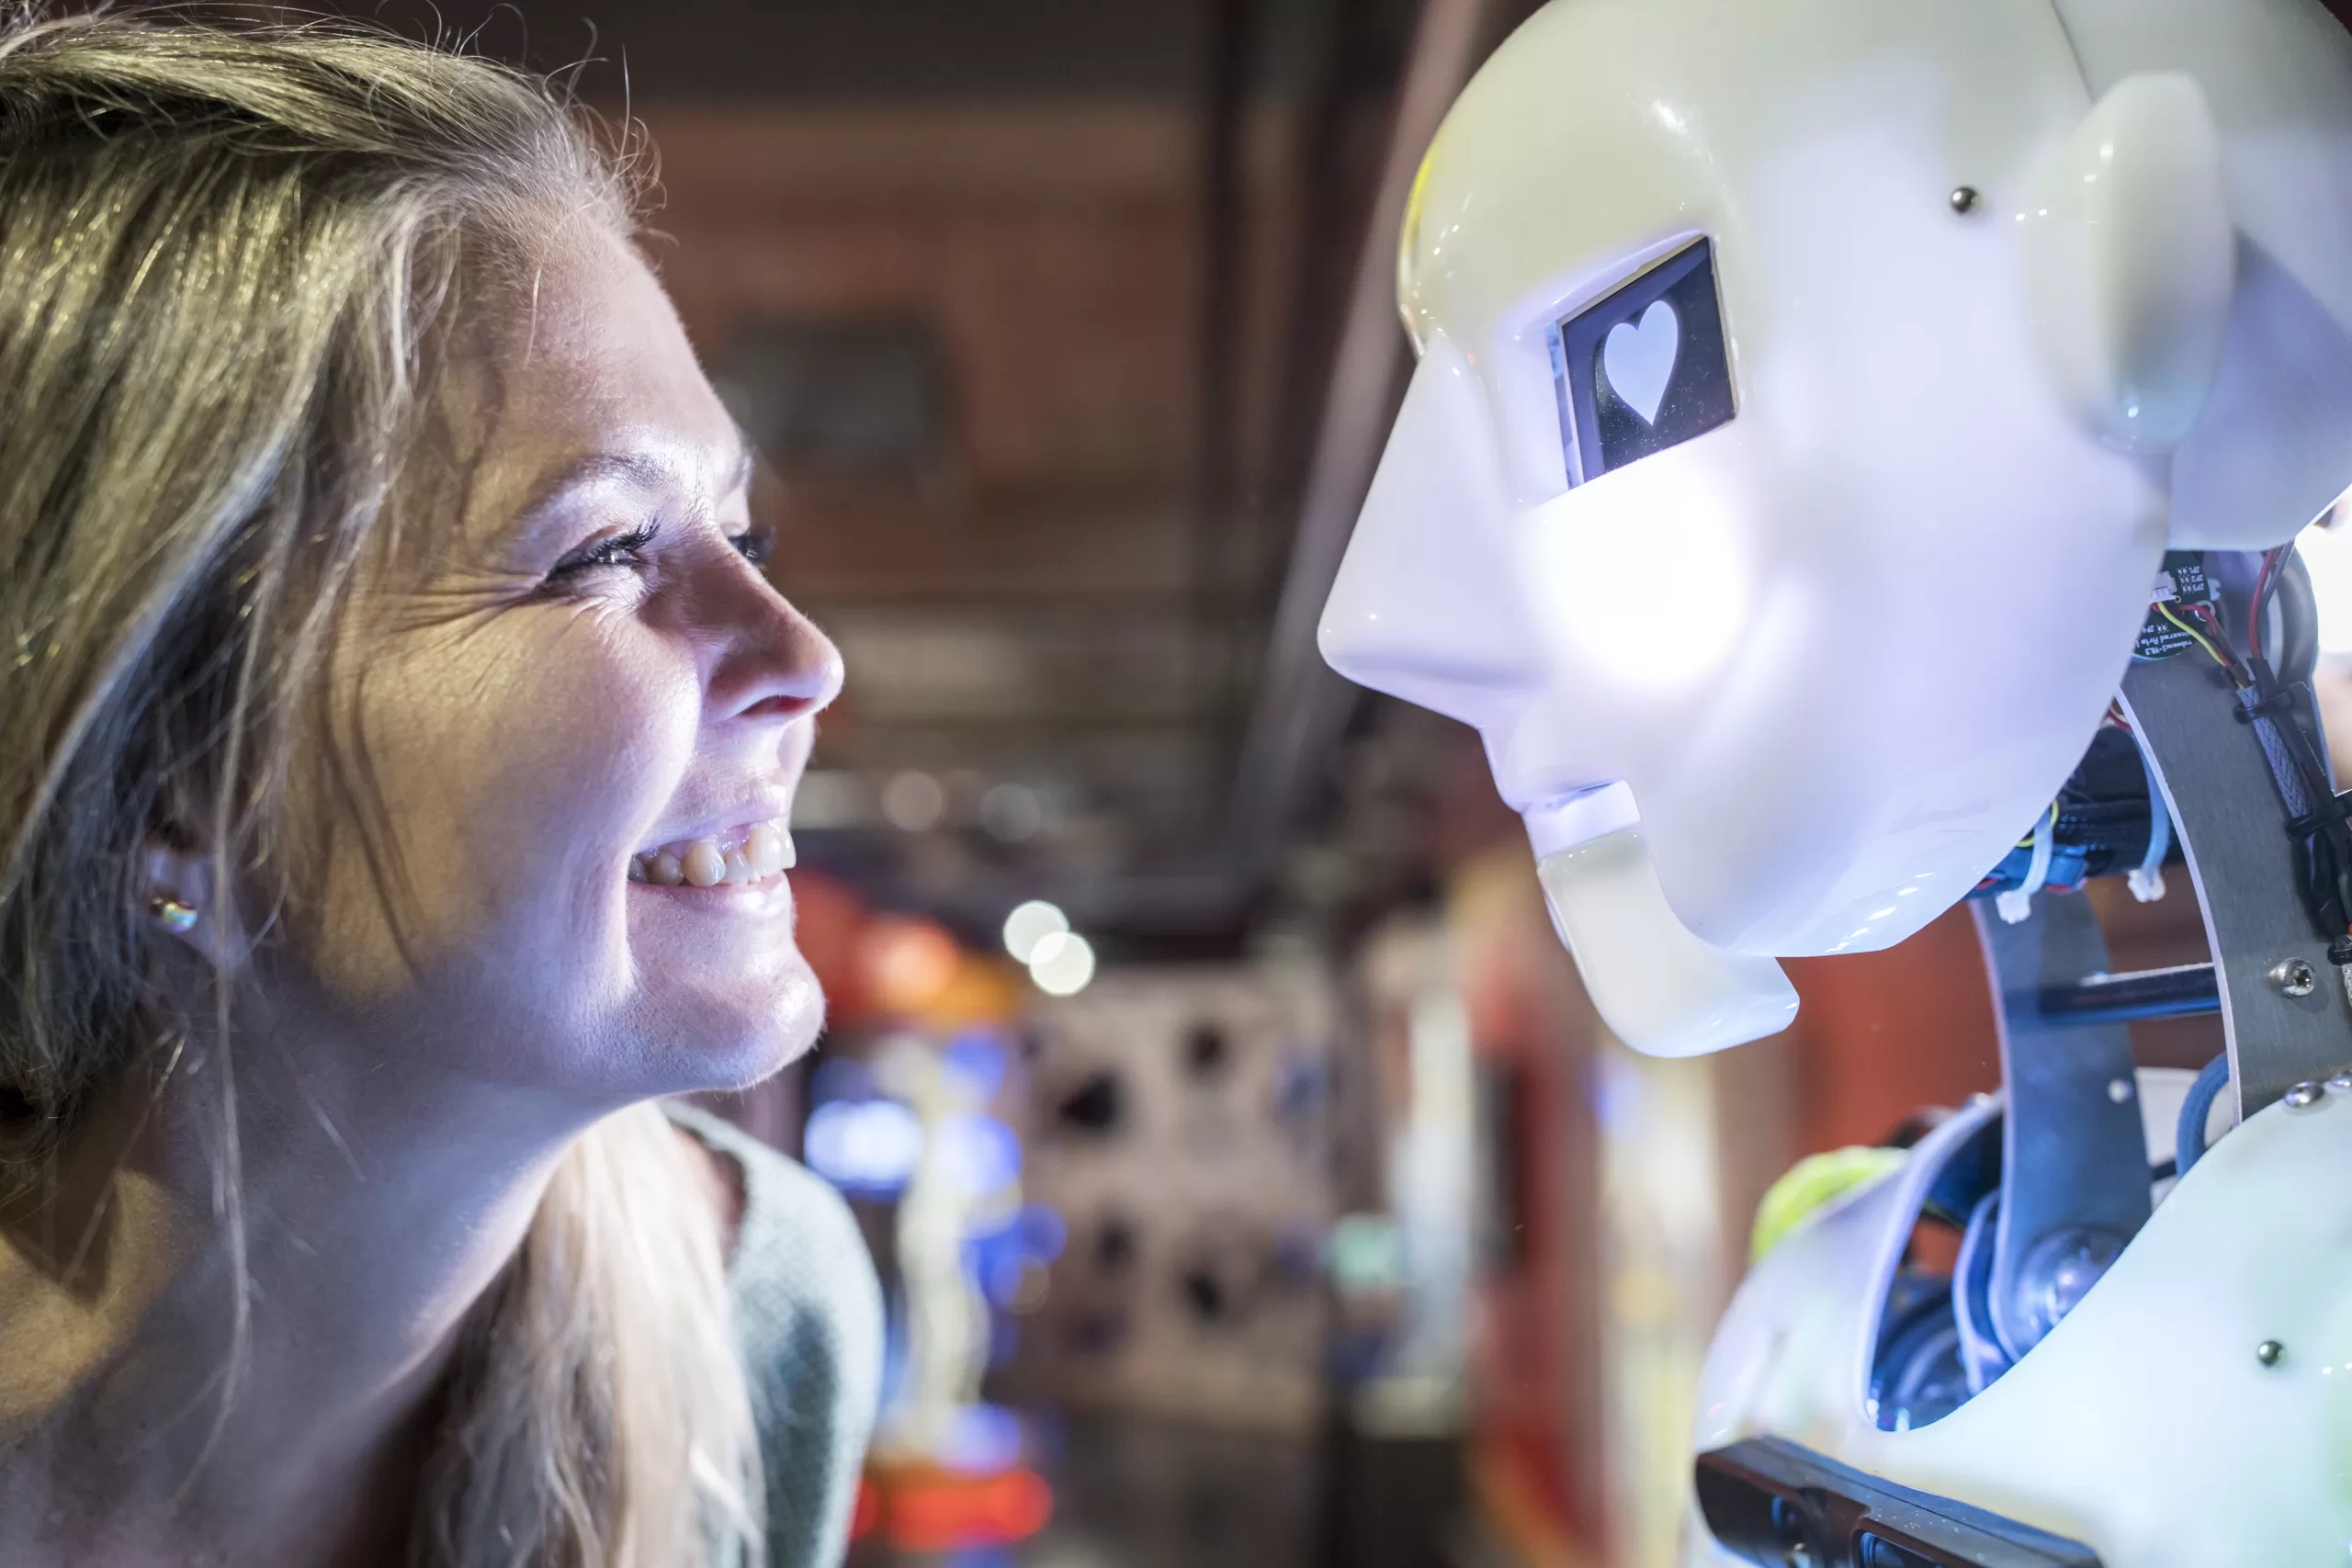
[2175,1052,2232,1178]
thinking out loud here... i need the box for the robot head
[1319,0,2352,1055]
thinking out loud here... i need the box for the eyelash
[545,519,775,583]
[549,521,663,581]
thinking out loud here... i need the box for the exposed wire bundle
[1971,726,2169,900]
[2166,547,2352,958]
[2156,598,2249,685]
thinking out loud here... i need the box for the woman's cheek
[313,614,686,993]
[550,618,706,840]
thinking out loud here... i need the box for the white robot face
[1319,0,2352,1055]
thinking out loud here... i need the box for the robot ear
[2020,73,2234,454]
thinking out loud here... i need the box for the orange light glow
[867,1466,1054,1552]
[859,917,962,1013]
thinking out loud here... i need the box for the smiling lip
[628,817,796,888]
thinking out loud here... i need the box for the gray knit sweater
[666,1103,883,1568]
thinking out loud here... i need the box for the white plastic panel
[1689,1086,2352,1565]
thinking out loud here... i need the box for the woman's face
[276,226,842,1106]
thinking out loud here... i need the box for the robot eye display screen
[1696,1438,2102,1568]
[1546,236,1736,486]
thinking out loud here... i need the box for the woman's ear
[2019,72,2235,455]
[135,831,249,972]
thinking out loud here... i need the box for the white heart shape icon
[1601,299,1679,425]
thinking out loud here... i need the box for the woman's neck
[0,1024,605,1568]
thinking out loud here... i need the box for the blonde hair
[0,10,763,1563]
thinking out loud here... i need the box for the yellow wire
[2157,603,2231,670]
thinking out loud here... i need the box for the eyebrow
[514,436,757,531]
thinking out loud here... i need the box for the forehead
[426,224,739,544]
[1403,0,2083,345]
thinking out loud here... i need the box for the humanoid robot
[1317,1,2352,1562]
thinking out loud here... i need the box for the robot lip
[1529,814,1798,1058]
[1521,783,1638,857]
[1485,724,1623,821]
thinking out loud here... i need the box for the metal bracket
[2118,649,2352,1118]
[1973,895,2150,1361]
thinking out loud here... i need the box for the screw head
[1949,185,1981,213]
[2270,957,2318,998]
[2285,1080,2326,1109]
[2257,1339,2286,1367]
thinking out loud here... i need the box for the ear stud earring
[149,895,198,935]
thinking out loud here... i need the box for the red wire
[2251,545,2285,660]
[2187,602,2252,684]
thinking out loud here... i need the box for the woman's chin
[623,963,827,1098]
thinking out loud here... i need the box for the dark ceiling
[346,0,1418,104]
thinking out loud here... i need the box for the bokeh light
[978,781,1046,842]
[1001,899,1069,964]
[881,770,948,832]
[804,1099,923,1194]
[1026,931,1095,997]
[860,917,963,1012]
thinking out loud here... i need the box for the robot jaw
[1522,785,1798,1060]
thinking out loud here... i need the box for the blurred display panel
[1007,964,1337,1431]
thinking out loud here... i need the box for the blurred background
[243,0,2352,1562]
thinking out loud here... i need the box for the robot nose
[1317,341,1543,721]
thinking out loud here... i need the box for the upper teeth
[628,820,795,887]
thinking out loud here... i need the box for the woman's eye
[548,521,662,581]
[729,525,775,568]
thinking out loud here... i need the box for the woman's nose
[1317,336,1544,724]
[700,547,843,726]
